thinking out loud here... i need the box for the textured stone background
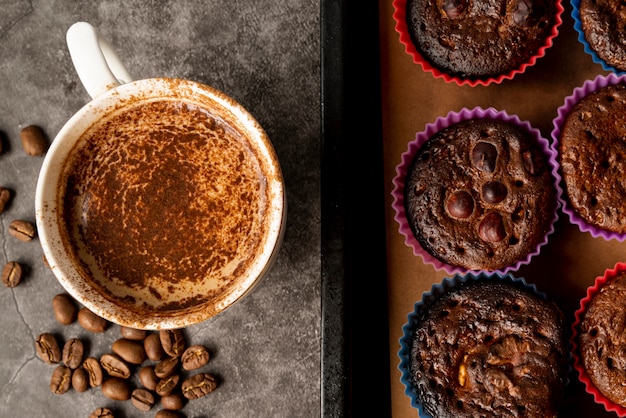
[0,1,320,417]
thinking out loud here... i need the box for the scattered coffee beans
[155,410,185,418]
[100,353,131,379]
[131,387,155,411]
[160,392,186,411]
[61,338,84,369]
[77,307,108,332]
[181,345,210,370]
[52,293,78,325]
[20,125,48,156]
[8,219,35,242]
[49,364,72,395]
[35,333,61,364]
[83,357,104,387]
[89,407,115,418]
[181,373,217,399]
[156,373,180,396]
[138,365,159,391]
[144,332,165,361]
[72,367,89,392]
[0,187,11,214]
[120,326,148,340]
[101,377,131,401]
[160,329,186,357]
[1,261,22,287]
[112,338,146,364]
[155,356,179,378]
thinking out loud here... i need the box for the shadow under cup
[36,78,286,330]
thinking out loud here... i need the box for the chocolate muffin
[404,118,557,271]
[558,84,626,234]
[579,271,626,407]
[578,0,626,72]
[405,0,559,79]
[409,279,567,418]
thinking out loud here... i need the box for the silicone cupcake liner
[392,0,564,87]
[550,73,626,241]
[571,0,626,76]
[391,107,562,276]
[398,272,566,417]
[571,262,626,416]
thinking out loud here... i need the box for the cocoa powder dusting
[59,100,269,312]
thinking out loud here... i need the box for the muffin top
[580,271,626,407]
[409,280,567,418]
[405,0,558,79]
[559,84,626,233]
[579,0,626,72]
[404,118,556,271]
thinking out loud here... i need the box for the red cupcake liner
[571,262,626,416]
[391,107,562,275]
[392,0,564,87]
[550,73,626,241]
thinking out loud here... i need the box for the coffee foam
[59,99,270,314]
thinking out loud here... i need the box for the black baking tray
[321,1,390,416]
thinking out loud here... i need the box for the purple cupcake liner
[550,73,626,241]
[397,272,568,417]
[571,0,626,76]
[391,107,562,275]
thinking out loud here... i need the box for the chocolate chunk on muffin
[405,0,559,79]
[578,0,626,72]
[558,84,626,234]
[404,118,557,271]
[408,279,567,417]
[579,270,626,407]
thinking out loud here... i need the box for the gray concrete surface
[0,1,321,417]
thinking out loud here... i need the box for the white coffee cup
[35,22,286,330]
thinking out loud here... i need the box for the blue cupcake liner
[571,0,626,75]
[398,272,567,417]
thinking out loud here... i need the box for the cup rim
[35,77,286,330]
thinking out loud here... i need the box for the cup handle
[66,22,134,99]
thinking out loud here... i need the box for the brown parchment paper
[379,1,626,416]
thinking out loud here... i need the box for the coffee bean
[83,357,104,387]
[181,345,210,371]
[62,338,84,369]
[120,326,148,340]
[101,377,131,401]
[155,410,185,418]
[160,392,186,410]
[89,408,115,418]
[20,125,48,156]
[156,374,180,396]
[100,353,131,379]
[160,329,186,357]
[181,373,217,399]
[139,366,159,391]
[144,333,165,361]
[9,220,35,242]
[112,338,146,364]
[78,307,108,332]
[72,367,89,392]
[155,356,179,378]
[0,187,12,214]
[52,293,78,325]
[1,261,22,287]
[49,364,72,395]
[131,387,155,411]
[35,333,61,364]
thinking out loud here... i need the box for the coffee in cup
[36,22,286,329]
